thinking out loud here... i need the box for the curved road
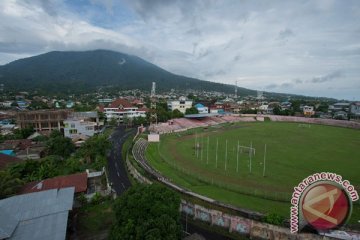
[107,126,135,195]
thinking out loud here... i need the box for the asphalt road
[107,126,135,195]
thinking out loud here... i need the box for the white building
[167,96,193,114]
[102,98,147,123]
[64,112,99,138]
[194,103,209,114]
[303,105,315,117]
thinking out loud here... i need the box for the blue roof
[194,103,205,108]
[0,150,15,156]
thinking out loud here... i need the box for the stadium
[133,114,360,227]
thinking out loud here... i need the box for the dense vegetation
[0,50,254,95]
[110,184,181,240]
[0,132,111,199]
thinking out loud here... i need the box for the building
[16,109,71,131]
[102,98,147,123]
[333,111,348,120]
[194,103,209,114]
[350,102,360,119]
[328,102,350,113]
[0,101,13,108]
[64,112,99,138]
[0,187,74,240]
[167,96,193,114]
[303,105,315,117]
[20,172,88,195]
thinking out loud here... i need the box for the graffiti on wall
[230,216,251,235]
[211,210,231,228]
[194,204,211,223]
[180,200,195,216]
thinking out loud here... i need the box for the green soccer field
[145,121,360,224]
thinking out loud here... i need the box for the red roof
[20,172,88,194]
[98,105,105,112]
[109,98,133,109]
[2,139,33,150]
[0,153,22,170]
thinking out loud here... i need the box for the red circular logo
[301,183,351,230]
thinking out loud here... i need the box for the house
[0,101,13,108]
[350,102,360,119]
[66,100,74,108]
[280,102,292,110]
[20,172,88,195]
[0,139,46,160]
[101,98,147,123]
[194,103,209,114]
[333,111,348,120]
[328,102,350,113]
[64,112,99,139]
[0,187,75,240]
[209,106,219,114]
[303,105,315,117]
[167,96,193,114]
[15,143,46,160]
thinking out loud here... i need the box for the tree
[185,107,199,115]
[9,156,61,183]
[78,134,111,165]
[108,118,118,127]
[13,126,35,139]
[47,131,75,157]
[272,105,282,115]
[110,184,181,240]
[133,116,147,126]
[171,109,184,119]
[0,170,23,199]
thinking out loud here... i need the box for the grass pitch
[145,121,360,224]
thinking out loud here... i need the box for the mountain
[0,49,255,95]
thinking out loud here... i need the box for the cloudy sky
[1,0,360,99]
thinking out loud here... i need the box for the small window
[69,129,77,134]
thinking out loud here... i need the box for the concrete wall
[180,200,333,240]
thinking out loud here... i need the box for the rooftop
[0,187,75,240]
[20,172,87,194]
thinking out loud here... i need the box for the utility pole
[236,140,239,173]
[225,139,228,171]
[150,82,157,131]
[263,144,267,177]
[206,136,209,164]
[216,138,218,168]
[249,141,252,174]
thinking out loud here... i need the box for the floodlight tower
[150,82,157,129]
[234,81,238,99]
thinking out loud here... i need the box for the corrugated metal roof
[0,187,74,240]
[20,172,87,194]
[0,207,18,239]
[9,212,69,240]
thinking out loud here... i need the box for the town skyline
[0,0,359,100]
